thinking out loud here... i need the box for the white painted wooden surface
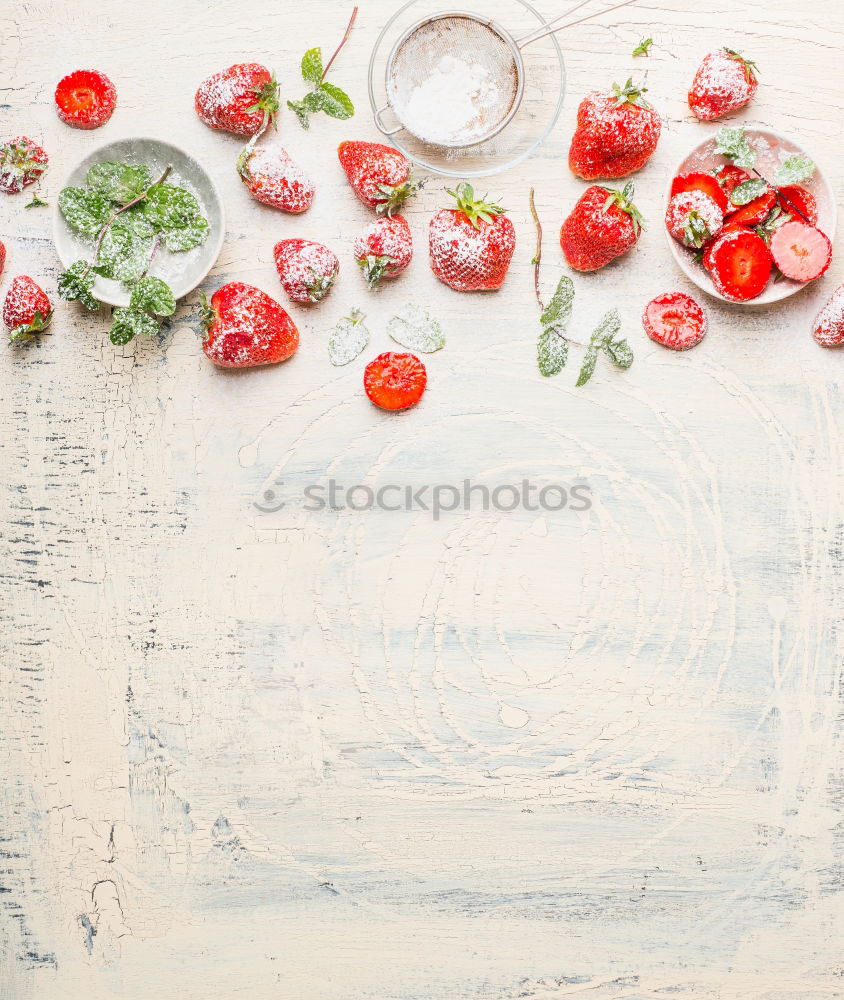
[2,0,844,997]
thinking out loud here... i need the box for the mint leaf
[110,307,159,346]
[632,37,653,57]
[537,328,568,377]
[774,154,815,187]
[141,183,208,250]
[604,337,634,369]
[577,309,624,386]
[130,277,176,317]
[328,309,369,366]
[93,218,154,284]
[386,304,445,353]
[57,261,100,311]
[58,187,112,237]
[715,126,757,170]
[755,205,789,245]
[730,178,769,206]
[87,162,152,204]
[315,81,354,120]
[576,345,599,387]
[540,275,574,330]
[301,47,324,84]
[162,214,209,252]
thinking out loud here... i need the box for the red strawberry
[702,222,750,272]
[643,293,707,351]
[671,172,729,214]
[54,70,117,130]
[0,137,48,194]
[708,229,772,301]
[812,284,844,348]
[429,184,515,291]
[364,352,427,411]
[560,182,644,272]
[337,141,421,215]
[200,282,299,368]
[727,189,776,227]
[195,63,279,136]
[0,240,5,278]
[665,190,724,249]
[715,165,752,197]
[354,216,413,289]
[273,239,339,303]
[777,185,818,226]
[688,49,758,121]
[237,146,314,213]
[568,78,661,180]
[3,276,52,342]
[770,221,832,283]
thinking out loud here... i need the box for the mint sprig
[715,126,757,170]
[287,9,357,129]
[110,277,176,345]
[632,37,653,57]
[774,154,815,187]
[537,275,574,376]
[576,309,632,387]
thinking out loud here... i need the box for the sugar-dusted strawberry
[770,221,832,283]
[560,182,644,272]
[643,292,707,351]
[54,70,117,130]
[715,164,752,198]
[195,63,279,136]
[688,48,758,121]
[671,172,729,214]
[702,222,749,272]
[728,189,776,227]
[273,238,339,303]
[354,215,412,289]
[0,240,5,278]
[200,282,299,368]
[568,78,661,180]
[429,184,515,291]
[665,190,724,249]
[364,352,427,411]
[3,276,52,342]
[0,137,48,194]
[708,229,772,301]
[777,185,818,226]
[812,284,844,348]
[237,146,314,213]
[337,141,421,215]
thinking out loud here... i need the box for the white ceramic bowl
[664,128,837,306]
[53,137,225,307]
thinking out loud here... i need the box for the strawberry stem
[322,7,359,81]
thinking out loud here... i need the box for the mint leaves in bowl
[53,137,225,331]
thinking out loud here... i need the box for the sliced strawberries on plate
[715,165,752,198]
[643,292,707,351]
[670,172,729,213]
[769,221,832,283]
[776,185,818,226]
[727,190,777,227]
[708,229,772,301]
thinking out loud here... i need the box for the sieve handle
[516,0,640,49]
[374,104,405,137]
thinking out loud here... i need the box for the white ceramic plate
[664,128,837,306]
[53,137,225,307]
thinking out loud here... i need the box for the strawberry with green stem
[0,137,48,195]
[3,276,52,343]
[195,64,280,137]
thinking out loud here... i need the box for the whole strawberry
[3,276,53,343]
[688,49,758,121]
[337,140,421,215]
[195,63,279,136]
[200,282,299,369]
[353,216,413,289]
[560,183,644,272]
[237,146,314,213]
[273,239,339,303]
[569,79,661,180]
[429,183,515,292]
[0,137,48,194]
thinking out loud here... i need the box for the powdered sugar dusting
[688,49,757,121]
[195,63,271,135]
[273,239,338,303]
[429,210,515,290]
[812,283,844,347]
[244,147,315,213]
[666,190,724,246]
[353,216,412,275]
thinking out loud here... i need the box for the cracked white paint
[1,0,844,998]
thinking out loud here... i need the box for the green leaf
[25,194,48,208]
[57,261,100,311]
[576,345,599,387]
[328,308,369,366]
[58,187,112,237]
[162,214,209,252]
[129,276,176,317]
[604,337,634,369]
[540,275,575,331]
[387,304,445,353]
[729,178,769,206]
[577,309,624,386]
[537,327,569,377]
[714,126,757,170]
[774,154,816,187]
[301,47,324,84]
[314,81,354,120]
[755,204,789,245]
[287,98,312,129]
[140,183,208,251]
[590,308,622,347]
[632,37,653,57]
[109,307,160,345]
[86,161,152,204]
[93,218,154,284]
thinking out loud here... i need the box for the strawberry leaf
[774,154,815,187]
[387,304,445,353]
[632,37,653,57]
[25,194,47,208]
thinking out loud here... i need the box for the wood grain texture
[2,0,844,997]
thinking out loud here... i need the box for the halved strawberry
[715,165,751,197]
[671,172,729,213]
[709,229,772,301]
[54,70,117,130]
[776,185,818,226]
[643,292,707,351]
[769,221,832,283]
[728,190,777,227]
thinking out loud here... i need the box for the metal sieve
[375,0,640,149]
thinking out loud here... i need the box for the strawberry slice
[769,221,832,283]
[728,190,776,227]
[709,229,772,301]
[364,352,427,411]
[702,223,750,272]
[643,292,707,351]
[54,70,117,130]
[715,165,752,197]
[671,172,729,213]
[776,185,818,226]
